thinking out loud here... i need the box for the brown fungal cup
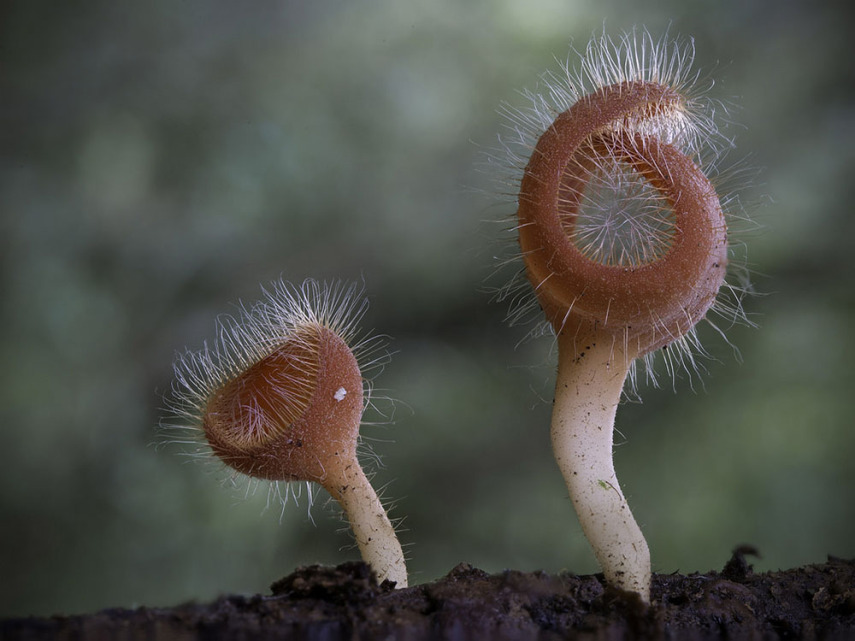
[203,325,363,485]
[518,81,728,355]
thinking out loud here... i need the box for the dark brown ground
[3,549,854,640]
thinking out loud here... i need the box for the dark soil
[4,549,854,640]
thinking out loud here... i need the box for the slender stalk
[324,461,408,587]
[551,330,650,601]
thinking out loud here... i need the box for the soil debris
[3,550,854,640]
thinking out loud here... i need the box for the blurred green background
[2,0,853,618]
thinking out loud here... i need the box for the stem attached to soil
[551,331,650,601]
[325,462,408,587]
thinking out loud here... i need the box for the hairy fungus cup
[518,85,728,351]
[166,280,407,587]
[500,30,748,602]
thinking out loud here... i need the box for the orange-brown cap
[518,81,727,356]
[203,324,364,483]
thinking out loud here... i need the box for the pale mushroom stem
[324,461,408,587]
[551,330,651,602]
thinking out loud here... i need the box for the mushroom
[166,279,407,587]
[499,30,746,602]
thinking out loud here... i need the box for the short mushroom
[165,279,407,587]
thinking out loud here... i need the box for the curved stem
[551,331,650,601]
[324,461,408,587]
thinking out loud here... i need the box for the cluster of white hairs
[496,29,726,172]
[569,147,677,268]
[161,278,389,512]
[490,27,753,390]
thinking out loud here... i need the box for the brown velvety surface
[4,549,854,640]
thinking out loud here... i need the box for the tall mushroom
[501,30,746,602]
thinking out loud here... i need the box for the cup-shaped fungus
[499,30,747,602]
[166,280,407,587]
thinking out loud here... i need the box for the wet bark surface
[4,549,854,640]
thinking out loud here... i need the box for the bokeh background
[2,0,854,618]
